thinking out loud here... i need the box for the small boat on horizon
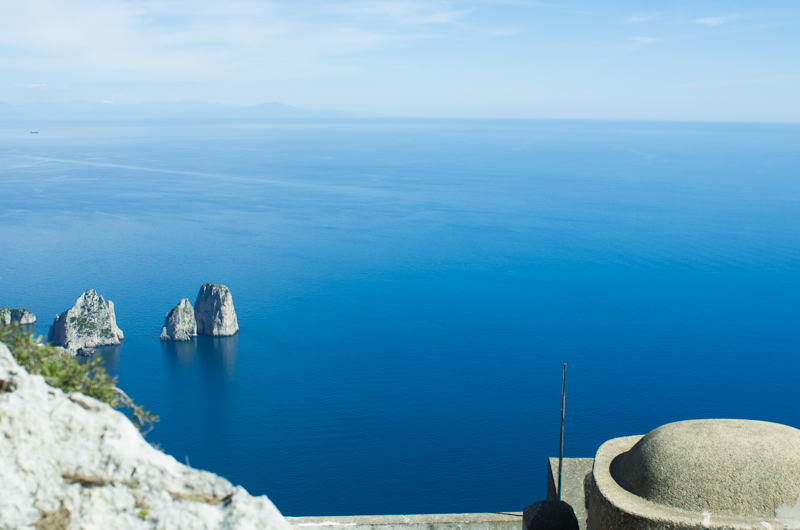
[30,131,39,134]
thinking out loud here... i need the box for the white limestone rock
[0,307,36,325]
[195,284,239,336]
[0,341,294,530]
[48,290,124,355]
[160,299,197,341]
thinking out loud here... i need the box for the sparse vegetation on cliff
[0,324,158,434]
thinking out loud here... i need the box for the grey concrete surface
[588,423,800,530]
[287,512,523,530]
[615,419,800,519]
[546,457,593,530]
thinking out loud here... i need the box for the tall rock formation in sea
[0,341,293,530]
[48,290,124,354]
[160,298,197,341]
[195,283,239,336]
[0,307,36,325]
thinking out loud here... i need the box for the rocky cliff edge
[0,340,293,530]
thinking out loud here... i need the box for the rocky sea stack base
[0,341,292,530]
[0,307,36,325]
[48,290,124,355]
[160,298,197,341]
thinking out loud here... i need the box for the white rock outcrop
[160,299,197,341]
[195,284,239,337]
[0,307,36,325]
[48,290,124,355]
[0,341,293,530]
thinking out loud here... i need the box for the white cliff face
[160,299,198,341]
[0,308,36,325]
[0,341,294,530]
[48,290,124,354]
[195,284,239,337]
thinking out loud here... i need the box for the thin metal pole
[558,363,566,501]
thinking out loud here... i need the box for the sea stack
[48,289,124,355]
[160,298,197,341]
[0,307,36,325]
[195,283,239,336]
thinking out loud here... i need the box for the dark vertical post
[558,363,566,501]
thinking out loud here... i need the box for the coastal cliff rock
[48,290,124,354]
[0,307,36,325]
[0,341,293,530]
[195,283,239,336]
[160,298,197,341]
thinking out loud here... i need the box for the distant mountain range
[0,100,352,120]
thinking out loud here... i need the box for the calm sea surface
[1,119,799,515]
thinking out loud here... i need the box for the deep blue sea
[1,119,799,516]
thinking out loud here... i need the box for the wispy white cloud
[693,14,742,26]
[469,0,572,9]
[0,0,457,86]
[626,12,662,24]
[327,1,469,25]
[486,28,519,37]
[0,0,485,80]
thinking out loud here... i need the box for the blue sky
[1,0,798,120]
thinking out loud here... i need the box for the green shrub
[0,324,158,434]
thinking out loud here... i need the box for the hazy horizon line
[1,99,799,125]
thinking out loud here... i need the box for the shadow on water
[79,344,123,374]
[159,335,240,439]
[160,338,199,368]
[160,334,239,381]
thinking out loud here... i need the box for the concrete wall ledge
[287,512,523,530]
